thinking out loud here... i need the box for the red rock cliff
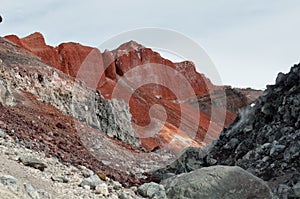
[5,32,254,152]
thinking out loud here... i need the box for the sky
[1,0,300,89]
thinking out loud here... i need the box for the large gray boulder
[137,182,167,199]
[161,166,273,199]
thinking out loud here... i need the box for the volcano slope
[0,33,260,187]
[4,32,260,152]
[155,64,300,198]
[0,36,173,187]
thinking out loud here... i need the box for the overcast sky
[1,0,300,89]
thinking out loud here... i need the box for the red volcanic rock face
[175,61,214,95]
[103,50,117,80]
[5,32,256,151]
[5,32,106,88]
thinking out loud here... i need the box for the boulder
[19,156,47,171]
[137,182,167,199]
[80,175,104,190]
[24,183,39,199]
[0,175,19,193]
[161,166,273,199]
[0,184,19,199]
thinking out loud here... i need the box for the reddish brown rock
[58,44,106,87]
[175,61,214,96]
[21,32,47,49]
[5,33,259,152]
[5,32,106,87]
[4,35,28,50]
[103,50,117,80]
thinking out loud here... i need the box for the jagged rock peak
[115,40,145,52]
[21,32,47,49]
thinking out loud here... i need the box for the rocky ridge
[0,32,271,198]
[4,32,259,151]
[0,36,176,187]
[155,64,300,198]
[0,36,140,147]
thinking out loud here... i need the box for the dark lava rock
[155,64,300,198]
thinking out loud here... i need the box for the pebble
[24,183,40,199]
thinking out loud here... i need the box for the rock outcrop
[4,32,258,152]
[0,36,151,187]
[155,64,300,198]
[207,64,300,198]
[0,37,140,147]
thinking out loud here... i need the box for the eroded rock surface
[0,37,140,147]
[0,36,174,187]
[4,33,259,151]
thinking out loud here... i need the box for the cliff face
[0,37,151,186]
[4,32,258,151]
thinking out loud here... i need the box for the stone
[154,147,207,180]
[51,176,69,183]
[137,182,167,199]
[101,160,111,166]
[0,184,19,199]
[292,182,300,197]
[224,138,239,149]
[0,120,6,129]
[95,183,109,196]
[119,192,135,199]
[0,128,6,138]
[24,183,40,199]
[283,141,300,161]
[79,175,104,190]
[277,184,291,199]
[275,72,285,85]
[37,189,51,199]
[78,165,94,178]
[0,175,19,193]
[19,156,47,171]
[97,172,107,181]
[112,180,122,190]
[161,166,273,199]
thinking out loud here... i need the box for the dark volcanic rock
[208,64,300,198]
[153,147,209,180]
[156,64,300,198]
